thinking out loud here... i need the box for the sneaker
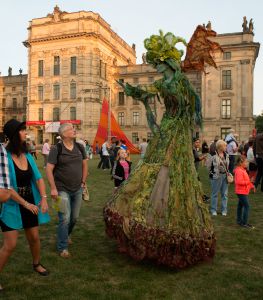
[212,212,217,216]
[242,224,255,229]
[59,249,71,258]
[222,212,227,216]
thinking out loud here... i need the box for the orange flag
[93,99,140,154]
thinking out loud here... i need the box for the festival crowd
[0,119,262,292]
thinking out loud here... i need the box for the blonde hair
[236,155,247,166]
[116,149,126,160]
[216,139,227,151]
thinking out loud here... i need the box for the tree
[104,26,221,269]
[255,113,263,133]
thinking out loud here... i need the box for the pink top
[42,142,50,155]
[120,160,129,180]
[234,166,254,195]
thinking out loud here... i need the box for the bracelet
[41,195,47,198]
[24,201,30,208]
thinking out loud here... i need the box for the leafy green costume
[104,26,221,268]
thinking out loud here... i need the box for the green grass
[1,155,263,299]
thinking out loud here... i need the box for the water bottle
[52,196,67,213]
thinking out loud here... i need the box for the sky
[0,0,262,114]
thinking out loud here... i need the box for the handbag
[218,153,233,183]
[82,186,90,201]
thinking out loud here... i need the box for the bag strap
[217,152,228,174]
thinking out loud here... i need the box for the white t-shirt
[247,147,255,163]
[102,142,109,156]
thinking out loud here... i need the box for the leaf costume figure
[104,26,221,269]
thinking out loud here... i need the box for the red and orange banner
[93,99,140,154]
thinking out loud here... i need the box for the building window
[38,86,44,101]
[119,79,124,83]
[23,86,27,91]
[70,56,77,75]
[147,132,154,140]
[23,97,27,108]
[133,99,139,105]
[53,107,60,121]
[221,128,231,140]
[223,52,231,60]
[12,87,16,91]
[70,107,76,120]
[133,112,139,125]
[148,76,154,83]
[118,92,124,105]
[2,98,6,107]
[39,108,43,121]
[53,83,60,100]
[70,81,77,99]
[22,115,26,122]
[38,60,44,76]
[12,116,17,120]
[100,60,107,79]
[118,112,124,126]
[132,132,138,144]
[133,78,139,84]
[221,99,231,119]
[2,87,5,92]
[12,98,17,109]
[222,70,232,90]
[54,56,60,76]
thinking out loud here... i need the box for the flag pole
[108,87,111,142]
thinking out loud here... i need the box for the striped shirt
[0,144,11,189]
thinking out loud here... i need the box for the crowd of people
[193,128,263,229]
[0,119,262,292]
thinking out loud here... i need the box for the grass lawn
[1,154,263,300]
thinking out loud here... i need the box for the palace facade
[0,7,260,144]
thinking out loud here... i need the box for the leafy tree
[255,113,263,133]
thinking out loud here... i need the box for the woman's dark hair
[6,125,28,156]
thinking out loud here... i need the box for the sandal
[33,263,49,276]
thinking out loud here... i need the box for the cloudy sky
[1,0,262,114]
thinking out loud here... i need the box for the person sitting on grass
[234,156,256,229]
[112,149,132,189]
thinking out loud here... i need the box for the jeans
[210,173,228,214]
[237,194,250,225]
[57,188,83,252]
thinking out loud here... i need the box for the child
[112,149,132,188]
[234,156,256,228]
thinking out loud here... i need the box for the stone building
[0,69,27,130]
[23,6,135,144]
[0,9,260,145]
